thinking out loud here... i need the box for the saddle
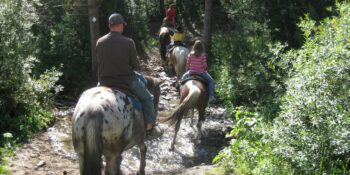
[115,87,144,110]
[99,83,144,110]
[168,42,186,53]
[180,75,209,87]
[167,43,187,64]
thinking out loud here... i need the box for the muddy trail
[8,48,233,175]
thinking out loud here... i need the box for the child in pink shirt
[181,40,216,103]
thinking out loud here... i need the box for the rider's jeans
[130,76,156,124]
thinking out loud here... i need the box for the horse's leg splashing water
[160,80,209,151]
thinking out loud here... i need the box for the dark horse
[72,76,163,175]
[159,26,173,65]
[162,76,209,150]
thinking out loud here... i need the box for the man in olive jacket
[95,13,157,133]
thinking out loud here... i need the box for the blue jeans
[181,71,215,97]
[130,74,156,124]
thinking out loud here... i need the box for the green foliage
[0,133,14,174]
[213,107,293,175]
[33,0,91,95]
[211,0,280,118]
[264,0,335,48]
[0,0,62,146]
[270,2,350,173]
[214,1,350,174]
[0,147,13,174]
[99,0,152,54]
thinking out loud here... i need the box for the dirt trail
[8,48,229,175]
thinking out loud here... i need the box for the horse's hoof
[137,170,145,175]
[169,146,174,151]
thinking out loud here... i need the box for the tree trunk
[159,0,165,20]
[88,0,100,83]
[203,0,212,53]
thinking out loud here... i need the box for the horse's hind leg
[137,143,147,175]
[196,108,206,140]
[170,116,183,151]
[105,153,122,175]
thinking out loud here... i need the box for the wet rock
[35,160,46,170]
[162,96,173,100]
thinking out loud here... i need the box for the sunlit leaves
[0,0,62,145]
[271,2,350,173]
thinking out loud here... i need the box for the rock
[35,160,46,170]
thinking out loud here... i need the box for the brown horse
[161,77,209,150]
[159,26,173,65]
[72,76,163,175]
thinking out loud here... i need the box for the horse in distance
[168,45,189,85]
[159,26,173,65]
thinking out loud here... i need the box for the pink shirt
[187,53,207,75]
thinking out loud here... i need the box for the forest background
[0,0,349,174]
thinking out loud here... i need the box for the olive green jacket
[95,32,140,88]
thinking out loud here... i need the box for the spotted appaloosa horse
[168,46,189,84]
[72,76,163,175]
[161,77,209,150]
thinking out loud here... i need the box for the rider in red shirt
[165,4,176,27]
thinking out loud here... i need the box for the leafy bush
[210,4,280,118]
[270,2,350,173]
[213,107,292,174]
[0,0,62,143]
[33,1,91,95]
[214,2,350,174]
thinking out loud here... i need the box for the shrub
[0,0,62,143]
[271,2,350,173]
[214,2,350,174]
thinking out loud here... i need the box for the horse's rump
[181,75,209,87]
[159,80,209,150]
[160,80,202,124]
[72,86,145,174]
[72,76,164,174]
[169,46,189,81]
[73,86,144,144]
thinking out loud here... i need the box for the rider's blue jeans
[130,74,156,124]
[181,71,215,97]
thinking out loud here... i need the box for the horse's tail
[160,83,200,125]
[82,111,103,175]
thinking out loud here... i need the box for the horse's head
[144,76,165,112]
